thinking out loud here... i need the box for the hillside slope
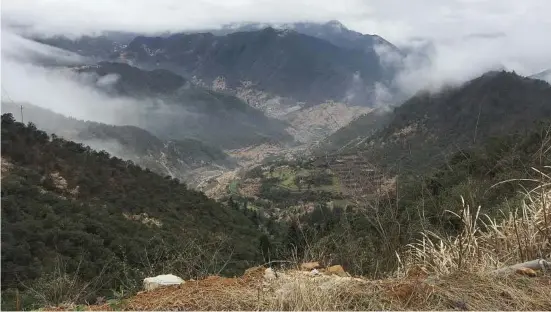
[531,68,551,83]
[0,113,263,309]
[122,28,392,106]
[212,20,402,64]
[72,62,293,148]
[326,71,551,171]
[2,102,236,186]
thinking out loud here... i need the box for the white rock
[264,267,276,280]
[143,274,184,291]
[310,269,320,276]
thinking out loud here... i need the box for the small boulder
[326,265,348,277]
[264,267,277,280]
[143,274,184,291]
[300,261,321,271]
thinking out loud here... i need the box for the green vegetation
[230,72,551,278]
[233,160,343,208]
[326,71,551,173]
[3,71,551,310]
[2,101,235,185]
[0,113,262,310]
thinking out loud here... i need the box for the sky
[2,0,550,75]
[1,0,550,122]
[1,0,549,43]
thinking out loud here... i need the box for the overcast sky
[1,0,550,115]
[0,0,549,42]
[3,0,550,73]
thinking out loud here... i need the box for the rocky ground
[284,102,371,143]
[50,262,551,311]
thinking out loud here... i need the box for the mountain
[29,24,402,142]
[121,27,395,106]
[325,71,551,171]
[71,61,293,148]
[1,102,236,186]
[215,20,402,60]
[291,21,399,54]
[0,113,263,307]
[531,68,551,82]
[33,35,125,60]
[32,31,139,60]
[320,107,393,151]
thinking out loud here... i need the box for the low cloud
[2,1,550,121]
[374,29,551,99]
[1,0,371,37]
[1,28,203,143]
[2,56,140,125]
[96,73,121,88]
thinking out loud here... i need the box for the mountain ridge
[323,71,551,171]
[1,101,236,187]
[121,26,394,106]
[69,61,294,149]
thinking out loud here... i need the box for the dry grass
[51,169,551,311]
[53,266,551,311]
[400,167,551,276]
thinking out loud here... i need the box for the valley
[2,11,551,311]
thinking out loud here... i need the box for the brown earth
[50,265,551,311]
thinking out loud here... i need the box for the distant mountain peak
[531,68,551,82]
[121,27,395,106]
[324,20,348,31]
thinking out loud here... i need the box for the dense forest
[324,71,551,172]
[1,101,236,186]
[0,113,262,309]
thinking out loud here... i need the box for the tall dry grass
[400,167,551,276]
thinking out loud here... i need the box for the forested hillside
[235,121,551,277]
[0,113,263,309]
[219,71,551,278]
[325,71,551,172]
[1,102,235,186]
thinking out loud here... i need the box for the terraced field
[312,153,389,198]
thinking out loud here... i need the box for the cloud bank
[2,0,550,112]
[1,29,173,127]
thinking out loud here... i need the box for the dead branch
[491,258,551,275]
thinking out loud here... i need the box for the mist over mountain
[531,68,551,83]
[33,35,128,60]
[120,27,395,107]
[212,20,403,63]
[2,31,293,150]
[325,71,551,172]
[1,101,236,186]
[71,61,294,148]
